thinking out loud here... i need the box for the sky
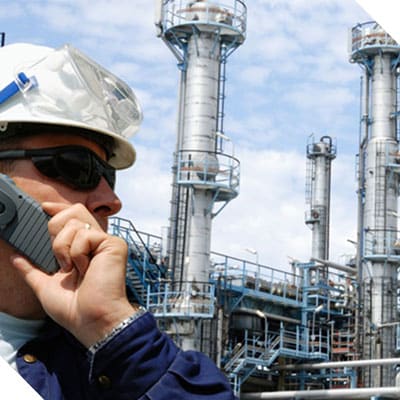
[0,0,373,270]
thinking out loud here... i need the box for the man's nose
[86,177,123,220]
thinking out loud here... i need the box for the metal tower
[350,21,400,387]
[305,136,336,267]
[155,0,246,352]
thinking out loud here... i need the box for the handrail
[109,217,166,278]
[146,280,215,318]
[176,149,240,196]
[162,0,247,39]
[350,21,398,52]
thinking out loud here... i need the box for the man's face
[0,131,123,319]
[7,132,122,231]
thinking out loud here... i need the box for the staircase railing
[109,217,167,304]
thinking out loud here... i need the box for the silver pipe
[167,68,187,281]
[263,312,300,325]
[216,307,223,367]
[241,387,400,400]
[355,70,369,375]
[361,71,370,145]
[272,357,400,371]
[310,257,357,275]
[236,308,301,325]
[356,70,369,283]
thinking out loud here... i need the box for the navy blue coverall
[16,311,236,399]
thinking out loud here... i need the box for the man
[0,43,236,399]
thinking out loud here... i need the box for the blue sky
[0,0,372,269]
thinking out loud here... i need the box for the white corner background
[356,0,400,42]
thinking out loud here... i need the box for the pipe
[264,312,300,325]
[272,357,400,371]
[216,307,223,367]
[310,257,357,275]
[355,68,369,374]
[241,387,400,400]
[232,307,301,325]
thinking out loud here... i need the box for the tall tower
[155,1,246,352]
[305,136,336,267]
[350,22,400,387]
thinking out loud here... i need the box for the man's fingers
[41,201,70,216]
[10,254,47,294]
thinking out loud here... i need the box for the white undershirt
[0,312,45,369]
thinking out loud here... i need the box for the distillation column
[350,22,400,387]
[181,28,220,285]
[305,136,336,265]
[155,0,246,352]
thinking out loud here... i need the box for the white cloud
[211,145,358,270]
[239,65,271,86]
[212,148,309,267]
[115,144,171,235]
[0,0,372,273]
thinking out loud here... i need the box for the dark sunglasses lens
[103,168,116,189]
[67,151,116,189]
[32,148,115,190]
[30,156,58,179]
[58,150,100,189]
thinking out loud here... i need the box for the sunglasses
[0,145,116,190]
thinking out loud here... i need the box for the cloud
[239,65,271,87]
[212,148,308,266]
[212,145,357,270]
[115,144,171,235]
[283,84,355,118]
[0,0,371,273]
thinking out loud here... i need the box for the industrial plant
[109,1,400,398]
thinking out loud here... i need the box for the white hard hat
[0,43,142,169]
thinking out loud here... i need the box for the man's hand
[11,202,137,348]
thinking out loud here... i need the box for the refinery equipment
[153,0,247,353]
[109,10,400,400]
[305,135,337,269]
[350,21,400,388]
